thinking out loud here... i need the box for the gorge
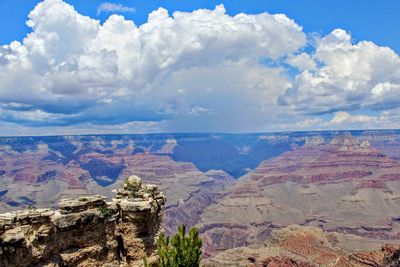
[1,131,400,265]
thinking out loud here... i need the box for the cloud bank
[280,29,400,115]
[0,0,399,135]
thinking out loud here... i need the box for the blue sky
[2,0,400,51]
[0,0,400,135]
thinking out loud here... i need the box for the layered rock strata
[198,135,400,255]
[0,176,166,267]
[203,225,400,267]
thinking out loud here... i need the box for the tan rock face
[0,176,166,267]
[198,135,400,256]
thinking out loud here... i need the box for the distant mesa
[305,135,325,146]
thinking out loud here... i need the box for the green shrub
[97,205,113,218]
[27,205,35,212]
[157,224,202,267]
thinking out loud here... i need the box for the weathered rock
[2,226,26,246]
[118,199,152,212]
[59,195,106,214]
[0,176,166,267]
[123,175,142,192]
[203,225,400,267]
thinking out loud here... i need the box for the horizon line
[0,128,399,139]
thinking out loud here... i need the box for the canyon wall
[0,176,165,267]
[198,134,400,256]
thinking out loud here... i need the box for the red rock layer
[198,135,400,256]
[203,226,400,267]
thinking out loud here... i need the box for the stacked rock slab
[0,176,166,267]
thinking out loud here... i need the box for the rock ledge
[0,175,166,267]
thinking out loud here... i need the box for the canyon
[198,133,400,257]
[1,131,400,265]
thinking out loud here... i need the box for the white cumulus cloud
[1,0,400,135]
[330,112,373,125]
[0,0,307,133]
[286,52,316,71]
[279,29,400,115]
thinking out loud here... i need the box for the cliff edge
[0,175,166,267]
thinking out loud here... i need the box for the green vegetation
[97,205,113,218]
[157,224,202,267]
[78,197,89,202]
[143,256,151,267]
[27,205,35,211]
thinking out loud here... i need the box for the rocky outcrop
[0,176,166,267]
[0,145,236,243]
[351,244,400,267]
[203,225,400,267]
